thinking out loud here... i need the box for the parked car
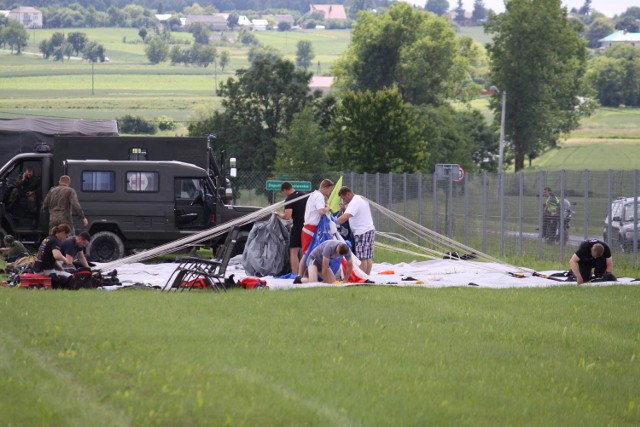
[603,197,640,252]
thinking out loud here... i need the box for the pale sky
[401,0,632,17]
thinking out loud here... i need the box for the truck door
[174,177,208,229]
[2,159,43,229]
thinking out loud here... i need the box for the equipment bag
[66,267,103,290]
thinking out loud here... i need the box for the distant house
[599,31,640,49]
[309,4,347,20]
[238,15,252,28]
[9,6,42,28]
[309,76,334,95]
[185,14,228,31]
[252,19,269,31]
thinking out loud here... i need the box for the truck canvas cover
[0,118,119,166]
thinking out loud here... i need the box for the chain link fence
[233,170,640,265]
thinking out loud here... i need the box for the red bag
[237,277,267,289]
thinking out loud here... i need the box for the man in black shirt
[569,239,613,284]
[275,182,308,274]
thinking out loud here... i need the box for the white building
[9,6,42,28]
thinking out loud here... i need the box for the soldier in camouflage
[42,175,88,234]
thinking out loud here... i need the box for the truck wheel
[88,231,125,262]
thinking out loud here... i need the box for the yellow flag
[327,176,343,214]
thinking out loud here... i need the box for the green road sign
[266,180,312,191]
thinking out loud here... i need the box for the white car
[603,197,640,252]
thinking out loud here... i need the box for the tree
[578,0,592,16]
[615,16,640,33]
[144,37,168,64]
[454,0,466,25]
[425,0,449,16]
[189,57,314,173]
[82,40,106,63]
[277,21,291,31]
[587,44,640,107]
[189,22,211,45]
[333,3,478,105]
[471,0,486,24]
[329,88,426,173]
[274,106,329,180]
[190,43,216,67]
[227,13,239,30]
[2,20,29,54]
[67,32,88,56]
[584,17,614,48]
[138,27,148,42]
[295,40,314,70]
[485,0,590,172]
[219,50,230,71]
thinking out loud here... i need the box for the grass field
[1,285,639,426]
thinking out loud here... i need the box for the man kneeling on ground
[60,231,91,271]
[296,240,353,284]
[569,239,613,284]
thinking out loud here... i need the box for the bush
[117,114,158,134]
[156,115,177,131]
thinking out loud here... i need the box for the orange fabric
[378,270,395,275]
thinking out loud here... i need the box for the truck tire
[87,231,125,262]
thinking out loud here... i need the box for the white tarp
[103,257,637,291]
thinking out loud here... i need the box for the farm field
[0,28,351,130]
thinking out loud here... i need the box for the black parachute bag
[66,267,103,290]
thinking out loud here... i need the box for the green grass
[1,285,639,426]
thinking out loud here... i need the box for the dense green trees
[0,20,29,54]
[329,89,426,173]
[189,56,314,173]
[333,3,478,105]
[39,31,106,62]
[587,45,640,107]
[485,0,590,172]
[274,106,329,180]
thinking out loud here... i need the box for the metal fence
[234,170,640,265]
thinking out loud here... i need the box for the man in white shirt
[336,186,375,274]
[301,178,334,256]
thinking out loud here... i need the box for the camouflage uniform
[42,185,86,234]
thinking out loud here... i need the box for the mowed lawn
[1,285,639,426]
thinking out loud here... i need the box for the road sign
[265,180,312,191]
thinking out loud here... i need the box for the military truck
[0,135,259,261]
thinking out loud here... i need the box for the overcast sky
[401,0,631,17]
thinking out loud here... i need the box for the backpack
[66,267,103,290]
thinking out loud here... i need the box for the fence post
[482,172,488,254]
[559,170,566,262]
[499,172,505,257]
[403,173,408,219]
[448,173,454,238]
[433,174,438,233]
[634,170,638,263]
[606,170,613,247]
[464,172,469,246]
[519,172,524,256]
[583,170,589,241]
[538,171,545,259]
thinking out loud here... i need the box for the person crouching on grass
[295,240,353,284]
